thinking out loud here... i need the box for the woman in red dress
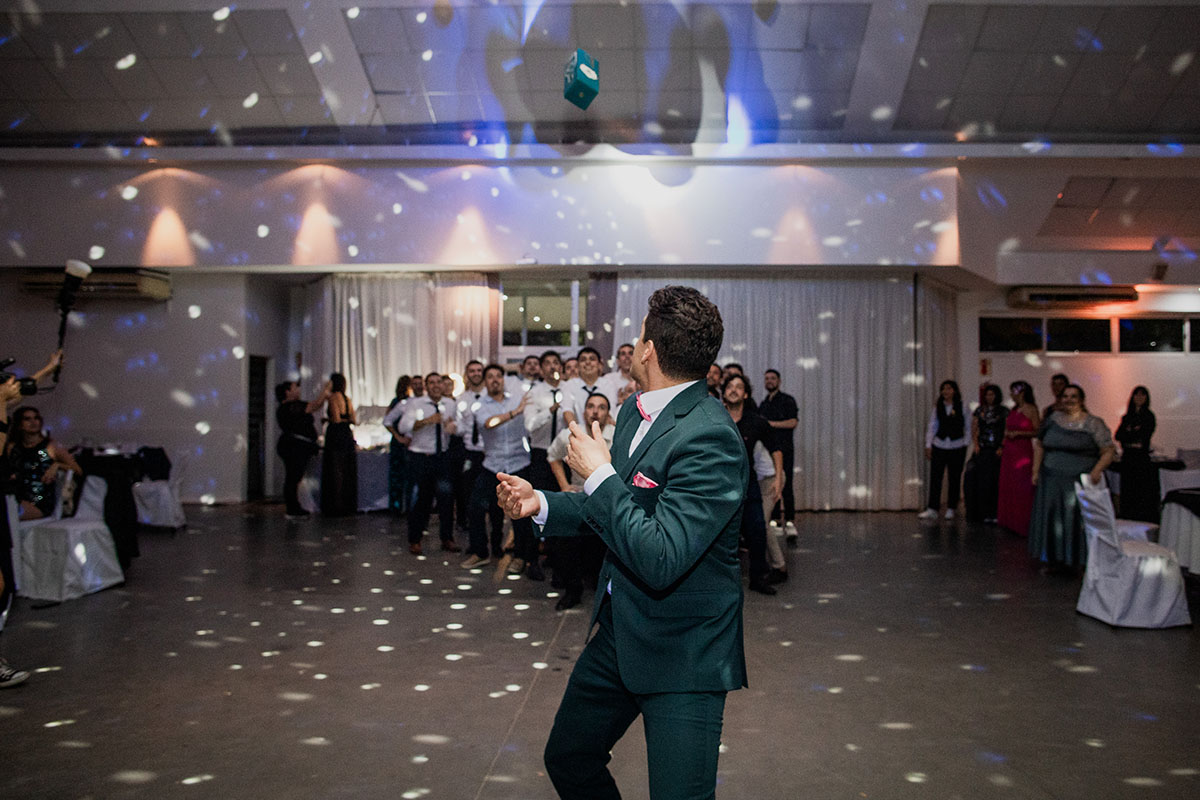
[997,381,1040,537]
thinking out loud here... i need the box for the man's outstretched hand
[497,472,540,520]
[565,420,611,481]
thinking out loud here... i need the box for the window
[1119,318,1184,352]
[1192,319,1200,353]
[1045,318,1110,352]
[979,317,1043,351]
[502,279,587,348]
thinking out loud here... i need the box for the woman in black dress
[967,383,1006,523]
[274,381,328,518]
[320,372,358,517]
[1115,385,1159,523]
[385,376,412,514]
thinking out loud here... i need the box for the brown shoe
[409,543,422,555]
[441,540,462,553]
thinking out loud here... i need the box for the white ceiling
[1,0,1198,146]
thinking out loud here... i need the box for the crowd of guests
[921,372,1161,575]
[275,349,802,604]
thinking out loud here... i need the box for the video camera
[0,358,38,396]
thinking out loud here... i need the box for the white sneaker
[944,509,955,520]
[917,508,938,520]
[0,657,30,689]
[785,521,797,534]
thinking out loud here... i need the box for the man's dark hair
[539,349,562,365]
[617,343,634,353]
[483,363,505,378]
[584,392,611,411]
[1051,373,1070,384]
[465,359,483,369]
[642,287,723,381]
[274,381,295,404]
[425,371,442,382]
[764,368,780,379]
[724,362,743,375]
[577,346,602,361]
[522,354,540,365]
[722,374,752,400]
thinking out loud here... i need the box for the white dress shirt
[398,396,455,454]
[525,380,567,450]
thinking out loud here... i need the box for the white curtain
[613,275,958,510]
[300,273,495,408]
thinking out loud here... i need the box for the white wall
[956,288,1200,457]
[0,272,250,503]
[0,161,958,271]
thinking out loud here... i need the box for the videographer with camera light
[1,349,67,689]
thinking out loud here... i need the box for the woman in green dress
[1029,384,1115,573]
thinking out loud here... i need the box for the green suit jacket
[542,380,748,694]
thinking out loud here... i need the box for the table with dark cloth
[1159,487,1200,572]
[74,450,140,569]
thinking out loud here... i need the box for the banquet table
[1159,488,1200,572]
[299,447,390,513]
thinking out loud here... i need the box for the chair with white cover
[11,476,124,603]
[131,448,187,528]
[1075,476,1191,628]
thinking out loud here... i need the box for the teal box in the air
[563,48,599,110]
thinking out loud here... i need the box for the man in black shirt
[758,368,799,542]
[723,374,782,595]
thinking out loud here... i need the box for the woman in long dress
[385,375,412,514]
[320,372,358,517]
[1029,384,1115,572]
[1114,385,1159,523]
[997,381,1039,536]
[967,383,1006,523]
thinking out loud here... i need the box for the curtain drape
[612,275,958,510]
[300,273,495,408]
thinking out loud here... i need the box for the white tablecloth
[299,448,390,513]
[1159,502,1200,572]
[1160,469,1200,500]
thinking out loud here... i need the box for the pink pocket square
[632,471,659,489]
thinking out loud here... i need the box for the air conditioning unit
[1006,285,1138,309]
[19,268,172,302]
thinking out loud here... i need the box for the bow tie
[635,393,651,422]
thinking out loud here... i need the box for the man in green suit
[498,286,748,800]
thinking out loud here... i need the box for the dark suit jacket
[542,380,748,694]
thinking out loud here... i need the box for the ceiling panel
[178,12,249,58]
[0,2,1195,148]
[121,14,194,59]
[149,58,215,98]
[806,4,871,50]
[916,4,986,51]
[231,10,304,57]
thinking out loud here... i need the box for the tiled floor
[2,506,1198,799]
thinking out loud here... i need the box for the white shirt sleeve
[584,463,617,495]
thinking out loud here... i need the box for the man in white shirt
[597,342,638,416]
[544,391,614,610]
[453,360,486,531]
[525,350,567,492]
[561,347,617,428]
[398,373,459,555]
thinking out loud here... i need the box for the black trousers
[454,446,484,531]
[927,446,967,511]
[965,447,1001,522]
[544,598,726,800]
[279,451,311,515]
[771,448,796,523]
[468,467,535,560]
[743,476,769,580]
[408,451,455,544]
